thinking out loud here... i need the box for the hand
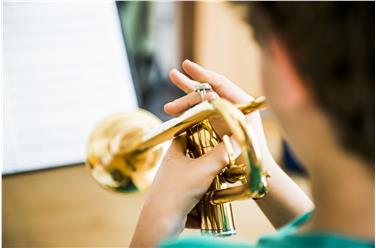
[164,60,254,116]
[163,60,276,229]
[165,59,274,165]
[161,60,313,231]
[130,131,240,247]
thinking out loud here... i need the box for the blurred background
[3,1,309,247]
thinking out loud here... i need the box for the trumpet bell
[86,110,164,192]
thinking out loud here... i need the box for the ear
[269,38,309,109]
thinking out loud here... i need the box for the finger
[164,92,200,116]
[199,136,241,176]
[182,60,224,89]
[169,69,200,93]
[182,60,253,103]
[164,91,218,116]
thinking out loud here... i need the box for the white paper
[3,2,138,174]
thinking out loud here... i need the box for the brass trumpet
[86,84,270,236]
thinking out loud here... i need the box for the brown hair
[242,2,374,163]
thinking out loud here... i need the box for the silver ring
[194,83,212,102]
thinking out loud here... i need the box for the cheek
[260,55,280,109]
[261,60,272,98]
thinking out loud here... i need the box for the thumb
[198,136,241,176]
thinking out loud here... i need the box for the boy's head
[241,2,374,166]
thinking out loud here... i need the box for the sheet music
[3,2,138,174]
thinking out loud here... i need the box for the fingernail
[164,101,173,108]
[164,102,174,113]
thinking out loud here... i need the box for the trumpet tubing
[86,94,269,237]
[186,119,236,235]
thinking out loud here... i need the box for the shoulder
[159,236,252,248]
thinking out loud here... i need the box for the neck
[308,150,374,240]
[278,103,374,240]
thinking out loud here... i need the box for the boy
[131,2,374,247]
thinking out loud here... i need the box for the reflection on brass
[86,87,270,236]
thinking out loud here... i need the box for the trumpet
[86,84,270,236]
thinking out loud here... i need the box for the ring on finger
[194,83,213,102]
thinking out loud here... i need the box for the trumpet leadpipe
[124,96,267,157]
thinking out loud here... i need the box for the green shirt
[160,211,374,248]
